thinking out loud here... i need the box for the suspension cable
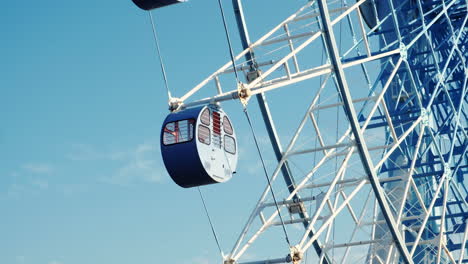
[148,11,172,100]
[332,1,344,258]
[216,0,241,83]
[243,107,292,248]
[197,187,224,257]
[191,1,245,258]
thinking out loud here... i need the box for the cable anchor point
[237,82,252,107]
[168,97,183,112]
[223,259,236,264]
[286,246,303,264]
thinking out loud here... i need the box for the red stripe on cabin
[213,111,221,135]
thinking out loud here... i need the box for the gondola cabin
[359,0,379,30]
[131,0,185,10]
[161,105,238,188]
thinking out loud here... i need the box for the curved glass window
[200,108,210,126]
[198,125,211,145]
[224,135,236,154]
[223,116,233,135]
[163,119,194,145]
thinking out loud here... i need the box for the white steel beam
[315,1,413,263]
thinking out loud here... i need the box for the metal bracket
[286,246,303,264]
[287,199,306,215]
[400,43,407,61]
[168,97,183,112]
[246,69,262,83]
[421,108,430,126]
[238,82,252,106]
[444,163,452,181]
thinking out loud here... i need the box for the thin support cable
[243,107,292,248]
[148,12,172,100]
[332,1,343,257]
[306,51,324,264]
[197,187,224,257]
[216,0,241,83]
[333,79,340,260]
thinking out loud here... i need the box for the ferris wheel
[132,0,468,263]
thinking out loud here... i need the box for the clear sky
[1,1,312,264]
[4,1,463,263]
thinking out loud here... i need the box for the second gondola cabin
[161,105,238,188]
[131,0,186,10]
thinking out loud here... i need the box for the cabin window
[224,135,236,154]
[200,108,210,125]
[163,119,194,145]
[223,116,233,135]
[198,125,211,145]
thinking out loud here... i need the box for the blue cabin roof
[163,106,205,123]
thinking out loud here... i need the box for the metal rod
[238,257,289,264]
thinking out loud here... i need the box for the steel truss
[169,0,468,263]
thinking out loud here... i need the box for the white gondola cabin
[161,105,238,188]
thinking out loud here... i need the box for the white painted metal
[196,105,238,183]
[159,0,468,262]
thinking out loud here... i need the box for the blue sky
[3,1,462,263]
[1,1,311,264]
